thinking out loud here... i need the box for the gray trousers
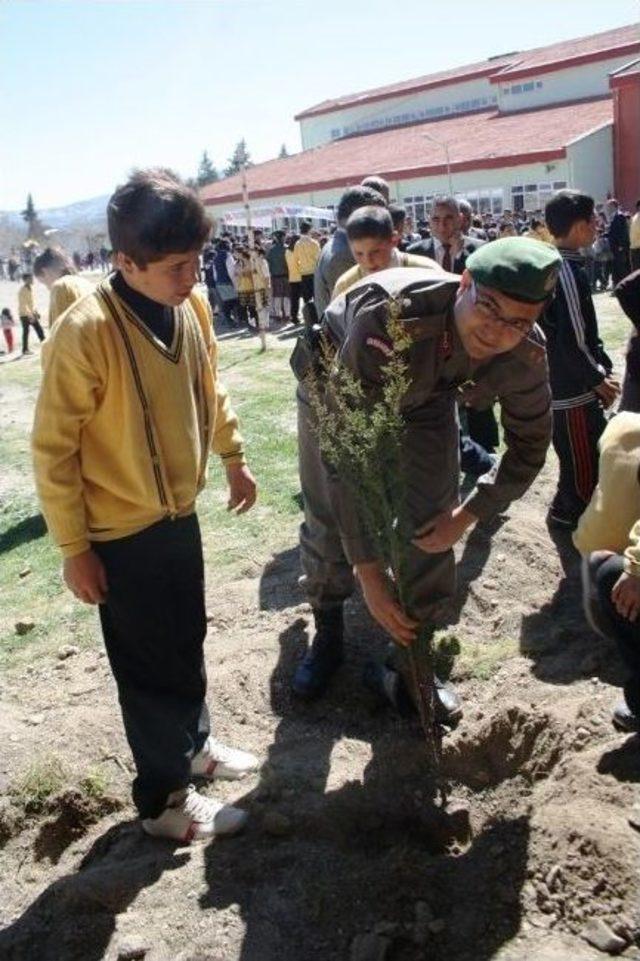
[297,384,459,624]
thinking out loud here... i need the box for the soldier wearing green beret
[291,236,561,717]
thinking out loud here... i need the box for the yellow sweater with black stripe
[32,280,244,558]
[48,274,95,327]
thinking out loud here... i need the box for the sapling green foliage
[305,296,447,771]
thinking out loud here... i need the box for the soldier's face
[454,280,542,359]
[349,236,395,274]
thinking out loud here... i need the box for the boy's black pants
[584,552,640,717]
[92,514,210,819]
[550,400,606,524]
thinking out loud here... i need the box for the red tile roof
[201,98,613,206]
[295,23,638,119]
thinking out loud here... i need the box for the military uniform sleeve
[314,250,332,317]
[464,347,552,522]
[32,320,104,557]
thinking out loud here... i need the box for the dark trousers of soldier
[300,275,314,305]
[583,552,640,717]
[92,515,210,819]
[297,383,458,628]
[612,248,631,286]
[466,406,500,453]
[20,315,45,353]
[550,400,606,525]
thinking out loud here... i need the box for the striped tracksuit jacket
[540,249,612,524]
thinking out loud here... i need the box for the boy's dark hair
[1,308,13,318]
[22,273,32,282]
[545,189,595,238]
[107,168,211,267]
[299,220,312,235]
[388,203,406,231]
[360,175,390,202]
[33,246,75,278]
[336,186,386,225]
[346,206,393,242]
[431,195,459,213]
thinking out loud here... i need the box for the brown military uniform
[294,265,551,622]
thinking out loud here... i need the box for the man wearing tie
[409,196,498,458]
[407,196,483,271]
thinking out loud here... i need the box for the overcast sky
[0,0,637,210]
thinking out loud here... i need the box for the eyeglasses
[470,282,536,336]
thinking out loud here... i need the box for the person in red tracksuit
[541,190,620,530]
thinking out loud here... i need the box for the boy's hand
[413,506,476,554]
[611,571,640,623]
[225,462,257,514]
[63,550,108,605]
[594,377,620,408]
[355,561,418,646]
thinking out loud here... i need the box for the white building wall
[495,53,635,112]
[204,159,574,228]
[299,76,498,150]
[566,124,614,199]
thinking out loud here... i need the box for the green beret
[466,237,561,303]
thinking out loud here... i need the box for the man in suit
[409,197,498,457]
[408,196,483,271]
[607,199,631,285]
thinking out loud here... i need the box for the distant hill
[0,195,109,255]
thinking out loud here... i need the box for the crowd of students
[6,165,640,840]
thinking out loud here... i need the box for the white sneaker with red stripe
[191,737,259,780]
[142,785,248,842]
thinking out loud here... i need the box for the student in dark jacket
[608,199,631,285]
[541,190,620,529]
[615,269,640,413]
[266,230,290,321]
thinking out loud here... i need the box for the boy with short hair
[32,169,259,842]
[332,206,436,299]
[293,220,320,307]
[542,190,620,529]
[33,246,94,328]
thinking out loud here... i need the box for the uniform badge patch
[365,336,394,357]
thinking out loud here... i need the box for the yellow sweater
[332,251,438,299]
[573,412,640,577]
[294,235,320,276]
[18,283,36,318]
[32,280,244,558]
[48,274,94,328]
[285,248,301,283]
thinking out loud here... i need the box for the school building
[200,23,640,227]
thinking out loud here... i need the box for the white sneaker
[142,785,248,842]
[191,737,259,780]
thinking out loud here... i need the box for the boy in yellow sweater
[33,246,94,328]
[574,412,640,733]
[32,169,259,842]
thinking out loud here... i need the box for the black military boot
[362,659,463,730]
[292,607,345,700]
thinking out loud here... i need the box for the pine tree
[224,139,252,177]
[197,151,219,186]
[21,194,42,239]
[278,143,289,159]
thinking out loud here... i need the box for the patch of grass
[78,766,111,801]
[455,634,517,681]
[12,757,67,814]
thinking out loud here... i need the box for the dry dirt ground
[0,283,638,961]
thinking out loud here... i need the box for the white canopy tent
[220,204,334,234]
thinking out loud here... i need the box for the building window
[511,181,566,212]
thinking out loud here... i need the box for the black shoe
[612,701,640,733]
[362,661,462,729]
[546,509,578,531]
[292,607,344,700]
